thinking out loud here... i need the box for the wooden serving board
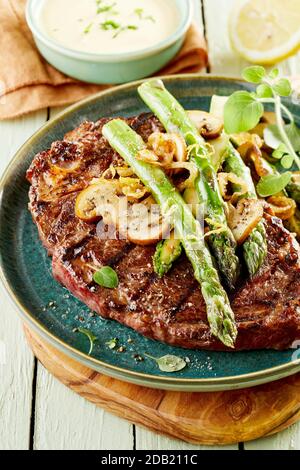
[25,327,300,446]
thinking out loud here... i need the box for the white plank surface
[0,111,47,449]
[1,0,300,451]
[33,364,134,450]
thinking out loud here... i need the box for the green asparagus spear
[153,236,182,278]
[138,80,240,291]
[102,119,237,348]
[223,144,268,276]
[153,188,200,277]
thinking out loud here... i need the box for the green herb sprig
[224,66,300,196]
[145,354,187,373]
[106,338,118,350]
[76,328,97,355]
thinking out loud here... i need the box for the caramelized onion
[237,143,270,178]
[267,196,296,221]
[147,132,187,165]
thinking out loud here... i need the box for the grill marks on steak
[27,114,300,351]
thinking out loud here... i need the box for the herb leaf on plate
[257,172,292,197]
[93,266,119,289]
[145,354,187,373]
[76,328,97,356]
[224,91,264,134]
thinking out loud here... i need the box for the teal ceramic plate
[1,75,300,392]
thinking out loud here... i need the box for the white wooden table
[1,0,300,451]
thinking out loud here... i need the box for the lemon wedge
[229,0,300,64]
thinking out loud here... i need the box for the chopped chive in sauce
[134,7,156,23]
[83,22,93,34]
[97,2,117,14]
[100,20,120,30]
[113,24,138,38]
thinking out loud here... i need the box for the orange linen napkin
[0,0,208,120]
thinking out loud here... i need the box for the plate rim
[1,73,300,392]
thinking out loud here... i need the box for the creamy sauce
[39,0,180,54]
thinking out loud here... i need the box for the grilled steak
[27,114,300,351]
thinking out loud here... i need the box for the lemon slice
[229,0,300,64]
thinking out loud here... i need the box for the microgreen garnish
[93,266,119,289]
[145,354,187,373]
[76,328,97,355]
[257,172,292,198]
[225,66,300,195]
[83,22,93,34]
[106,338,118,350]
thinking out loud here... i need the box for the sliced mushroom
[120,196,170,246]
[76,183,168,245]
[75,181,120,223]
[228,199,264,245]
[187,110,223,140]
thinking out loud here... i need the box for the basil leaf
[257,172,292,197]
[272,143,288,159]
[242,66,266,84]
[256,84,273,99]
[146,354,187,373]
[224,91,264,134]
[281,154,294,169]
[273,78,292,97]
[93,266,119,288]
[77,328,97,355]
[269,68,279,79]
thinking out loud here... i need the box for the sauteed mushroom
[187,110,223,140]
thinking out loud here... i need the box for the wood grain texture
[0,110,47,449]
[25,327,300,447]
